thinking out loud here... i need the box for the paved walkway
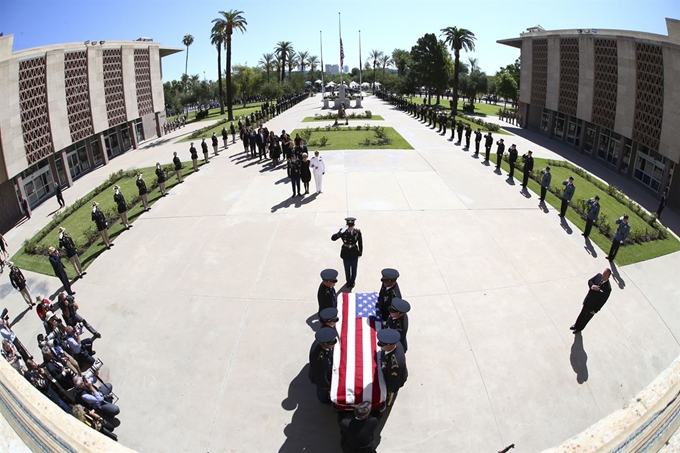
[2,95,680,453]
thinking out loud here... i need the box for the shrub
[361,138,372,146]
[319,136,329,147]
[365,110,372,119]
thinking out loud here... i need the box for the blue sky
[2,0,679,82]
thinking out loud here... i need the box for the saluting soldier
[378,268,401,321]
[136,173,150,211]
[317,269,338,316]
[464,124,472,149]
[507,144,518,179]
[456,121,464,144]
[331,217,363,289]
[495,138,505,169]
[113,186,130,229]
[309,327,338,404]
[385,298,410,353]
[484,132,493,163]
[583,196,601,238]
[378,329,408,408]
[474,128,482,156]
[58,227,85,279]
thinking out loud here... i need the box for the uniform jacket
[113,192,127,213]
[378,283,401,321]
[59,233,78,258]
[310,156,325,174]
[523,155,534,172]
[211,135,219,146]
[331,228,363,260]
[136,178,147,195]
[222,128,229,139]
[201,141,209,154]
[496,142,505,155]
[562,181,575,201]
[508,148,518,164]
[613,219,631,243]
[317,283,337,314]
[9,267,27,291]
[339,416,378,452]
[380,342,407,392]
[91,208,107,231]
[385,314,409,353]
[586,199,600,221]
[308,341,333,389]
[156,166,166,183]
[484,135,493,148]
[474,131,483,142]
[173,156,182,171]
[540,170,551,188]
[583,273,612,313]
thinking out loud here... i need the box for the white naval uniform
[310,156,325,193]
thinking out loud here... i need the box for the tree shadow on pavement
[570,332,588,384]
[279,364,340,453]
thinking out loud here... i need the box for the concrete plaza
[2,95,680,453]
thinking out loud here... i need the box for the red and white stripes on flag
[330,292,386,410]
[340,38,345,69]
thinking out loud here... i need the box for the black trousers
[573,305,595,332]
[343,257,358,286]
[540,186,547,201]
[475,141,480,154]
[560,199,569,217]
[584,218,594,237]
[522,171,530,187]
[484,147,491,161]
[608,240,621,260]
[56,270,73,295]
[465,136,471,148]
[509,162,515,179]
[496,154,503,168]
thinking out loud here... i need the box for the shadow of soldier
[279,364,341,453]
[570,332,589,384]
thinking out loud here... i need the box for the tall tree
[495,70,518,107]
[209,25,225,114]
[468,57,479,73]
[259,52,275,82]
[307,55,319,81]
[275,41,294,82]
[392,48,410,76]
[287,48,298,79]
[441,26,476,114]
[297,50,309,75]
[213,10,248,120]
[380,54,391,78]
[368,49,383,88]
[410,33,453,104]
[182,34,194,77]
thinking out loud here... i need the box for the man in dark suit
[570,269,612,333]
[48,247,74,295]
[495,138,505,169]
[338,401,378,453]
[256,128,267,160]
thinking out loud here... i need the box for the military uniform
[507,146,518,179]
[378,329,407,408]
[331,217,363,288]
[464,125,472,149]
[309,327,337,404]
[522,152,534,187]
[384,298,410,353]
[474,130,482,156]
[495,139,505,169]
[317,269,338,315]
[484,133,493,162]
[378,268,401,321]
[560,178,576,218]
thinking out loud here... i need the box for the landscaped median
[497,156,679,265]
[302,111,384,122]
[11,160,203,279]
[290,125,412,150]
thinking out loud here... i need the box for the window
[135,118,145,143]
[621,140,632,174]
[104,128,120,158]
[66,140,91,179]
[91,137,103,166]
[540,109,550,132]
[634,144,665,191]
[566,118,582,146]
[20,160,54,205]
[120,123,132,151]
[584,123,596,154]
[553,112,565,139]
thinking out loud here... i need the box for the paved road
[3,95,680,453]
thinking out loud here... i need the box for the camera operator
[39,330,82,377]
[23,359,72,413]
[2,338,27,373]
[63,325,97,369]
[58,293,101,339]
[42,347,79,401]
[44,311,67,337]
[72,376,119,420]
[0,309,32,362]
[71,404,118,442]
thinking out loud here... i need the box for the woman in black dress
[300,153,312,195]
[269,132,281,166]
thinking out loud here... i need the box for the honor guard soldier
[317,269,338,316]
[309,327,338,404]
[378,268,401,321]
[319,307,339,330]
[385,298,410,353]
[331,217,363,288]
[377,329,408,408]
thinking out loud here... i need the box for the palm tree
[275,41,293,82]
[391,49,409,77]
[368,49,383,88]
[209,25,225,114]
[274,56,283,82]
[441,26,476,114]
[259,52,275,82]
[380,54,391,78]
[287,48,298,79]
[213,10,247,120]
[468,57,479,73]
[297,51,309,76]
[308,55,319,81]
[182,34,194,77]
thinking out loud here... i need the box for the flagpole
[320,30,325,98]
[359,30,362,98]
[338,12,342,86]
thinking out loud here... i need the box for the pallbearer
[385,298,410,353]
[309,327,338,404]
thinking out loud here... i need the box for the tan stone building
[0,36,180,232]
[499,18,680,208]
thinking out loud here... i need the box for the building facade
[0,36,180,233]
[499,18,680,208]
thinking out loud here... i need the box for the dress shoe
[94,332,102,339]
[569,325,575,331]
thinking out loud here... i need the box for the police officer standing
[607,215,631,262]
[318,269,338,316]
[331,217,363,289]
[378,329,407,408]
[378,268,401,321]
[385,298,410,353]
[560,176,576,218]
[309,327,337,404]
[583,196,600,238]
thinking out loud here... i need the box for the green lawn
[10,160,204,279]
[404,97,515,117]
[302,115,384,122]
[497,156,680,265]
[290,127,412,150]
[169,102,265,124]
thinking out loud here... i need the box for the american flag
[330,292,386,410]
[340,38,345,68]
